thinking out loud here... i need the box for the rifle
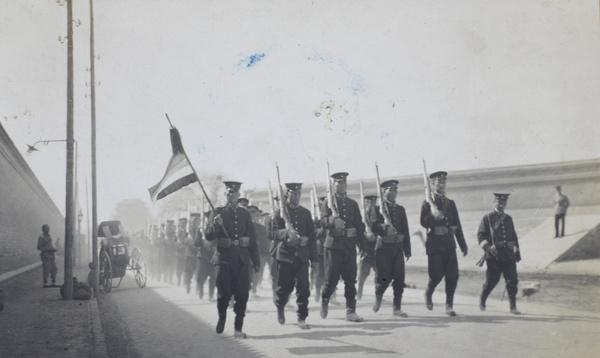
[275,163,294,231]
[360,180,373,234]
[422,158,441,217]
[312,182,322,219]
[374,162,393,227]
[326,161,341,219]
[267,179,276,218]
[310,189,316,221]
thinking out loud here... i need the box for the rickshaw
[98,221,147,292]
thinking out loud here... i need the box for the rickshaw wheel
[131,248,147,288]
[99,250,113,293]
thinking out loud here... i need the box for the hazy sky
[2,0,599,221]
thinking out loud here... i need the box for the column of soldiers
[143,167,523,339]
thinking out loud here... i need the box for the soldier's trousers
[175,255,185,285]
[183,256,197,288]
[481,259,518,301]
[196,257,216,299]
[555,214,566,237]
[322,247,358,312]
[40,252,57,283]
[425,250,459,306]
[311,255,325,292]
[215,255,250,317]
[357,255,375,294]
[374,248,404,298]
[275,257,310,320]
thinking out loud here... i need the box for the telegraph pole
[63,0,75,300]
[89,0,99,297]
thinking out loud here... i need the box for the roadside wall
[0,123,64,275]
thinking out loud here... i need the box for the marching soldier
[371,181,411,317]
[164,220,177,284]
[271,183,319,329]
[248,205,270,298]
[357,195,377,301]
[183,213,200,294]
[195,211,216,300]
[420,171,468,316]
[319,172,366,322]
[311,197,327,302]
[175,217,188,287]
[478,193,522,314]
[205,181,260,338]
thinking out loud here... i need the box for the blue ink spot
[196,144,206,154]
[351,78,365,95]
[238,53,266,68]
[379,132,390,140]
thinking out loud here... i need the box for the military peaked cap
[364,195,378,201]
[429,171,448,180]
[285,183,303,191]
[381,179,399,189]
[493,193,510,200]
[330,172,349,181]
[223,181,242,190]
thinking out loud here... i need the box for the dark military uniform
[420,172,467,313]
[372,196,411,312]
[478,193,521,313]
[163,220,177,284]
[319,173,366,318]
[195,212,216,300]
[272,187,318,324]
[205,182,260,336]
[175,218,188,287]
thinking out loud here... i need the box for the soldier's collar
[434,192,446,200]
[226,203,237,210]
[334,192,347,199]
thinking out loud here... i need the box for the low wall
[0,123,64,276]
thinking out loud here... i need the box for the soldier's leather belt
[329,227,357,238]
[495,241,516,249]
[381,234,405,244]
[217,237,250,248]
[432,226,458,236]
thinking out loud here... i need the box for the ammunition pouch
[433,226,449,235]
[379,234,405,244]
[329,227,357,238]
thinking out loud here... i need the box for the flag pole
[164,113,230,238]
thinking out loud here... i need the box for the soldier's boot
[393,297,408,318]
[234,315,246,338]
[198,286,204,300]
[445,304,456,317]
[372,294,383,312]
[216,312,226,334]
[509,296,521,315]
[346,300,364,322]
[424,290,433,311]
[480,292,489,311]
[320,297,329,319]
[297,318,310,330]
[277,305,285,325]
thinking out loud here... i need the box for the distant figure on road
[36,224,57,287]
[553,185,570,238]
[205,181,260,339]
[420,171,468,316]
[477,193,522,314]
